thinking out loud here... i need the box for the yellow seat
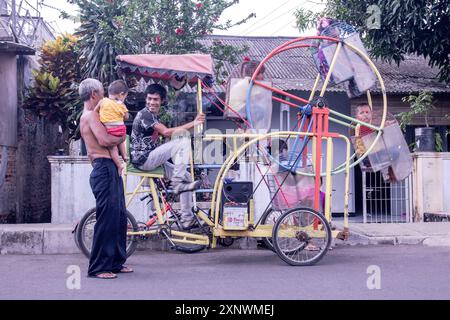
[125,135,164,178]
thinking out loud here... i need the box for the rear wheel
[76,207,139,259]
[167,209,209,253]
[272,207,331,266]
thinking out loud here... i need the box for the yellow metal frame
[122,130,351,249]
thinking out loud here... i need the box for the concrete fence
[48,156,153,224]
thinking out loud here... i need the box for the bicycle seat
[126,163,164,178]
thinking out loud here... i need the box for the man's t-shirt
[130,107,160,167]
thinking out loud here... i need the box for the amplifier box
[221,181,253,230]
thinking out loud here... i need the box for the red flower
[155,35,161,45]
[175,27,184,35]
[243,56,250,62]
[196,3,203,9]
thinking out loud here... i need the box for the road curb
[1,223,450,254]
[422,237,450,247]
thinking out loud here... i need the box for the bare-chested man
[79,78,133,279]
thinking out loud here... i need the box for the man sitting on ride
[130,84,205,229]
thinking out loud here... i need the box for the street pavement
[1,245,450,300]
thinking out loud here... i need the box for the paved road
[1,245,450,300]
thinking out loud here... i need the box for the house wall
[1,52,63,223]
[351,93,450,126]
[15,110,65,223]
[0,53,18,222]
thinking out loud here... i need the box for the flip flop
[89,272,117,279]
[117,266,134,273]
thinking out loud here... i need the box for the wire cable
[239,0,291,35]
[242,2,306,36]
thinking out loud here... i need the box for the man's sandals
[90,267,134,279]
[116,266,134,273]
[90,272,117,279]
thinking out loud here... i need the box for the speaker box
[221,181,253,204]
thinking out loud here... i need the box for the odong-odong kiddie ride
[75,21,412,266]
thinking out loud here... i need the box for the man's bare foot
[90,272,117,279]
[117,266,133,273]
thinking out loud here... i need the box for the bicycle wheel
[260,208,284,252]
[171,225,208,254]
[76,207,139,259]
[272,207,331,266]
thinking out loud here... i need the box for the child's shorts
[106,125,126,137]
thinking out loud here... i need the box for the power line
[39,0,65,14]
[239,0,291,35]
[304,0,327,5]
[269,18,296,36]
[266,0,323,37]
[242,2,305,36]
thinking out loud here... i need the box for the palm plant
[73,0,133,84]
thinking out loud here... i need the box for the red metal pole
[314,111,323,214]
[254,80,309,104]
[272,96,298,108]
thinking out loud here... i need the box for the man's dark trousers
[88,158,127,276]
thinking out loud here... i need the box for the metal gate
[362,172,413,223]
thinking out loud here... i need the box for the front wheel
[272,207,331,266]
[75,207,139,259]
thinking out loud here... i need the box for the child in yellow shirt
[96,80,129,175]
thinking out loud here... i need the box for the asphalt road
[1,245,450,300]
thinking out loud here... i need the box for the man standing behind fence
[79,78,133,279]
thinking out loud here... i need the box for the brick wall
[15,108,66,223]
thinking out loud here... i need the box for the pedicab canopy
[116,53,214,86]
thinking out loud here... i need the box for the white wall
[49,156,153,224]
[413,152,450,221]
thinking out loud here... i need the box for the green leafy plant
[397,91,446,152]
[23,34,83,141]
[435,132,444,152]
[398,91,435,131]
